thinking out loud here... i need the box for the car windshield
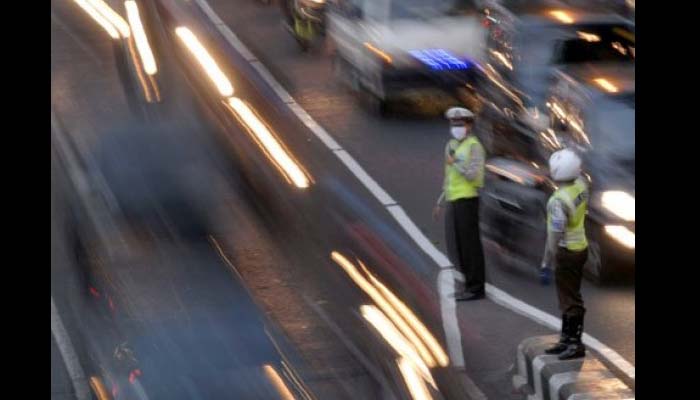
[556,24,635,64]
[367,0,480,20]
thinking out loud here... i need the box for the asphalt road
[204,0,635,365]
[51,0,632,398]
[51,0,469,397]
[51,0,374,397]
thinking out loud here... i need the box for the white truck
[327,0,488,114]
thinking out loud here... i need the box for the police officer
[433,107,486,301]
[541,148,589,360]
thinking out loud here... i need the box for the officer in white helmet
[541,148,589,360]
[433,106,486,301]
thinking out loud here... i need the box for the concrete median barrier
[513,336,634,400]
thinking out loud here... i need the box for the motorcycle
[282,0,327,51]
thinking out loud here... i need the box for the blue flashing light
[409,49,470,71]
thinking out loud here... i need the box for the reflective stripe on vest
[444,136,484,201]
[547,177,589,251]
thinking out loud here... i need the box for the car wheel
[363,91,389,117]
[332,53,350,88]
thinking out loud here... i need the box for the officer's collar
[555,179,577,186]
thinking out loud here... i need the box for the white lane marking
[51,297,92,400]
[288,102,342,150]
[387,205,451,268]
[389,206,479,396]
[334,150,396,206]
[486,284,562,328]
[437,269,464,368]
[249,61,296,104]
[197,0,257,61]
[488,285,636,381]
[216,22,258,61]
[192,0,635,384]
[197,0,225,26]
[460,371,488,400]
[582,333,635,381]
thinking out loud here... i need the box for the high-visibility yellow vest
[444,136,484,201]
[547,177,589,251]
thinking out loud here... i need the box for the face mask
[450,126,467,140]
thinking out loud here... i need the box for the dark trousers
[445,197,485,293]
[555,248,588,318]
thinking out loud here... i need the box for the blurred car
[479,65,634,283]
[90,122,222,241]
[327,0,487,114]
[476,0,634,128]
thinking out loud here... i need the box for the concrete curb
[513,336,634,400]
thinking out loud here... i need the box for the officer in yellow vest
[541,148,589,360]
[433,107,486,301]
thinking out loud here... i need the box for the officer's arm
[435,191,445,207]
[454,144,484,181]
[542,200,567,268]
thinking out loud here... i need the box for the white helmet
[445,107,475,121]
[549,148,581,181]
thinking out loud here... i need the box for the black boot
[558,315,586,360]
[545,315,570,355]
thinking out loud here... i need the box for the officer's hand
[539,264,552,286]
[432,205,443,221]
[446,155,455,165]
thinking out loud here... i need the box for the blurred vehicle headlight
[601,191,635,221]
[302,0,325,6]
[604,225,635,249]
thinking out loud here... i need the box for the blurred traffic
[52,0,634,399]
[321,0,634,283]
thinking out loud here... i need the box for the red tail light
[129,369,142,384]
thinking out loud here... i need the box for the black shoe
[456,290,485,301]
[545,315,570,355]
[545,342,569,355]
[558,315,585,360]
[558,342,585,360]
